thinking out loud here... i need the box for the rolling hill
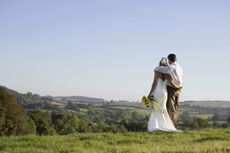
[180,100,230,108]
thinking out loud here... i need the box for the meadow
[0,128,229,153]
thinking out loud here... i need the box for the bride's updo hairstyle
[158,57,168,81]
[159,57,168,66]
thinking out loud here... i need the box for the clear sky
[1,0,230,101]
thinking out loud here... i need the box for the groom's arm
[154,66,171,74]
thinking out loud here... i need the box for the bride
[147,57,180,132]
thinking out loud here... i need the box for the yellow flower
[141,96,164,112]
[141,96,149,105]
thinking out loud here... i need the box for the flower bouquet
[141,96,164,113]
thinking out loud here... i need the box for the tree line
[1,87,230,136]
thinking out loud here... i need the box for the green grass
[0,128,230,153]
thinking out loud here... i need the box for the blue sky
[0,0,230,101]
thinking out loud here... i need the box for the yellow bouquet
[141,96,164,113]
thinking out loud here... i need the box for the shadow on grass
[107,139,146,145]
[194,136,227,142]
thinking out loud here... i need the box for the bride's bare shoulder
[154,72,161,76]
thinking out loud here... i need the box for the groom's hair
[168,54,177,62]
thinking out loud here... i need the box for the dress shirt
[154,62,183,88]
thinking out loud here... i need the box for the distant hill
[53,96,105,103]
[181,101,230,108]
[1,85,230,120]
[0,85,49,105]
[1,85,230,109]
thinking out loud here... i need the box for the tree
[118,109,131,124]
[65,101,80,111]
[180,111,191,121]
[124,121,147,132]
[78,114,92,132]
[212,114,222,121]
[131,111,144,122]
[0,87,35,136]
[182,118,210,129]
[109,124,127,133]
[227,116,230,124]
[52,112,80,135]
[87,107,105,123]
[91,122,110,132]
[33,94,41,101]
[27,110,55,135]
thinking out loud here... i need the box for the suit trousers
[166,86,181,127]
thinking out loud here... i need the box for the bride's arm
[148,72,158,98]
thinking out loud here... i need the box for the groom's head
[168,54,177,64]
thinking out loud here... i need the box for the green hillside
[181,101,230,108]
[1,85,229,136]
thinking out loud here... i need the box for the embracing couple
[147,53,183,132]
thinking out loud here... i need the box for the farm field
[0,128,229,153]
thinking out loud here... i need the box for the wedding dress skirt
[148,79,179,132]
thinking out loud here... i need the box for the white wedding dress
[148,78,179,132]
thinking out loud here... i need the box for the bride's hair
[159,57,168,66]
[158,57,169,81]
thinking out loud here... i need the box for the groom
[154,54,183,127]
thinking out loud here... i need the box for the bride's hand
[147,94,151,99]
[148,94,154,99]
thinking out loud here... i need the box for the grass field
[0,128,229,153]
